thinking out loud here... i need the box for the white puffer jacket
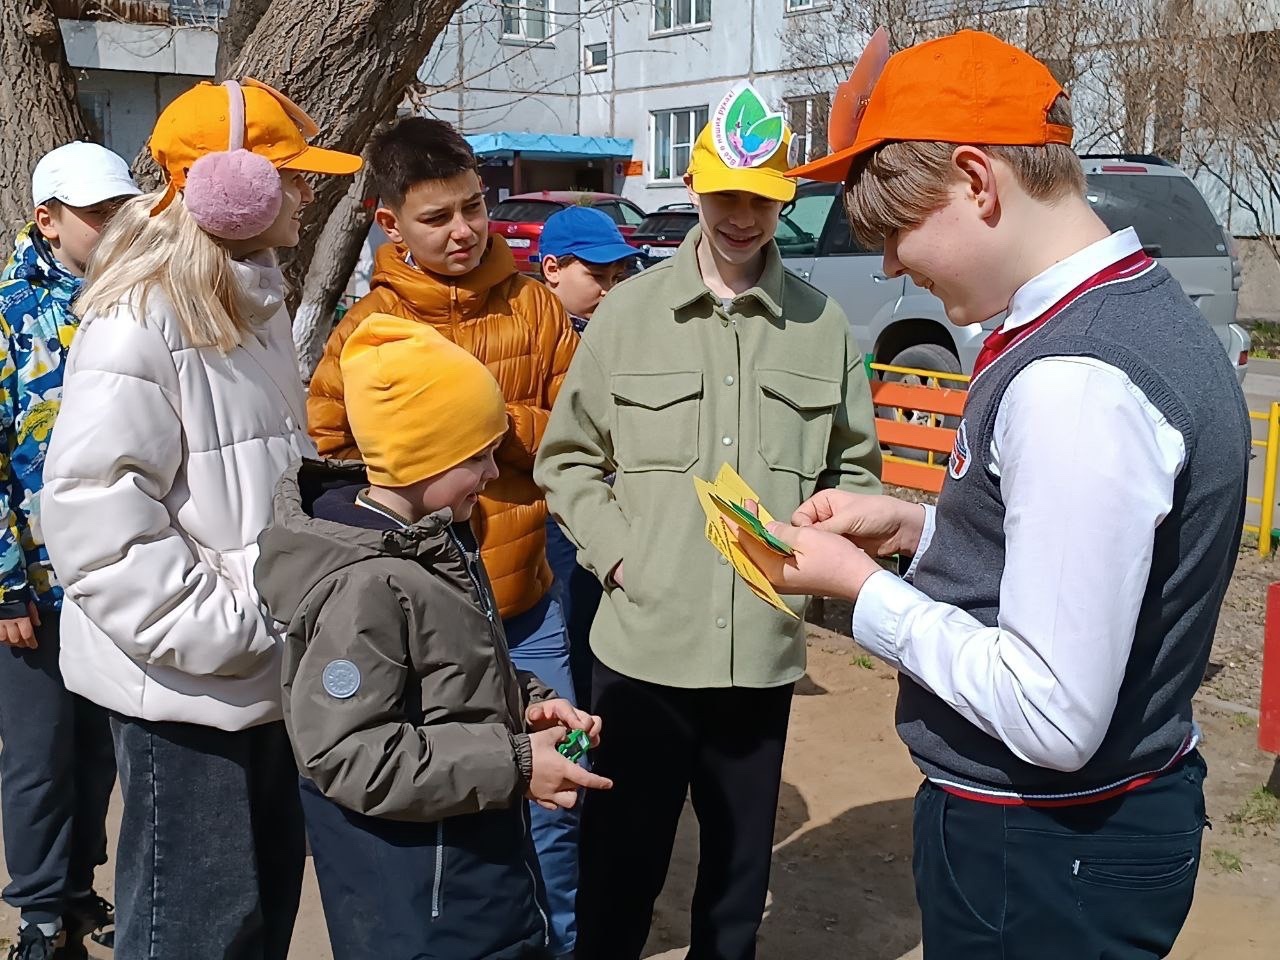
[42,255,315,731]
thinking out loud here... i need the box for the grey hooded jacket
[255,459,554,821]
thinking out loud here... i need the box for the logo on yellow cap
[711,83,785,169]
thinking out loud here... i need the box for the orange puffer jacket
[308,236,578,619]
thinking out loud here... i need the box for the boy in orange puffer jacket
[307,117,581,958]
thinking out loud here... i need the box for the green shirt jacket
[534,227,883,689]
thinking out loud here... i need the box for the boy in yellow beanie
[255,314,610,960]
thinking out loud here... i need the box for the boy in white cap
[0,141,139,960]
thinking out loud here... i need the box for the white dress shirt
[854,229,1188,774]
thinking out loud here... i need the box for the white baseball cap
[31,142,142,209]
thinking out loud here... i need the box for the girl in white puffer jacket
[40,78,360,960]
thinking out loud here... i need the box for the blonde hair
[844,96,1085,248]
[76,190,259,353]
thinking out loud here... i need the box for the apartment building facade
[419,0,841,208]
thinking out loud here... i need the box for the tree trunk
[293,154,378,381]
[0,0,89,232]
[215,0,275,80]
[1151,0,1193,161]
[225,0,467,372]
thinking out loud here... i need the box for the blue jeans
[111,717,305,960]
[504,594,578,957]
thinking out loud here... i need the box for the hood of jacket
[256,459,462,624]
[368,235,518,324]
[230,250,288,330]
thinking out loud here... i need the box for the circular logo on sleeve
[321,659,361,699]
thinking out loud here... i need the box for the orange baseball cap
[149,78,361,207]
[788,30,1073,183]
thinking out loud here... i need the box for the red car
[488,191,648,273]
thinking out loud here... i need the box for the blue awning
[466,132,634,162]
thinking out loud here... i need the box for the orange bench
[870,379,968,494]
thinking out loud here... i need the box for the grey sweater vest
[904,263,1250,795]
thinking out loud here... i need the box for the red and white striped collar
[1003,227,1144,335]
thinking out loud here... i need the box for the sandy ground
[1,608,1277,959]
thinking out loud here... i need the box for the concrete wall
[59,18,215,161]
[1239,239,1280,323]
[74,70,201,160]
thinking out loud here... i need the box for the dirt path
[646,636,1280,959]
[3,578,1278,957]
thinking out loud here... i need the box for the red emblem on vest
[949,419,971,480]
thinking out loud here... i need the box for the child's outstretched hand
[526,698,603,747]
[527,727,613,811]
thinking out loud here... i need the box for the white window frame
[653,0,712,34]
[786,94,830,166]
[584,41,608,73]
[502,0,552,42]
[651,106,708,182]
[785,0,815,10]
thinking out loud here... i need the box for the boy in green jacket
[534,84,881,960]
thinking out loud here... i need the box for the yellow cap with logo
[687,83,796,202]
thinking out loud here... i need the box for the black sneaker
[62,895,113,954]
[6,926,61,960]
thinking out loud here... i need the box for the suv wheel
[877,343,967,463]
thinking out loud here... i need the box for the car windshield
[489,200,564,223]
[634,213,697,239]
[1085,174,1227,258]
[776,185,838,256]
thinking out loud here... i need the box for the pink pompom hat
[147,77,362,231]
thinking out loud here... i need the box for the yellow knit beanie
[340,314,508,487]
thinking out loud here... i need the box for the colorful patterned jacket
[0,225,80,615]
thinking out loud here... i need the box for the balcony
[57,0,221,76]
[51,0,227,27]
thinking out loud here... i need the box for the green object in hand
[710,493,795,556]
[557,728,591,763]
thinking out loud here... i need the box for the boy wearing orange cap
[257,315,611,960]
[739,30,1249,957]
[535,84,881,959]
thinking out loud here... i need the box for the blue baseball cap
[539,206,638,264]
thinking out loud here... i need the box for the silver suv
[780,155,1250,384]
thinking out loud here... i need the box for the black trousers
[300,779,551,960]
[576,657,794,960]
[914,751,1209,959]
[0,612,116,924]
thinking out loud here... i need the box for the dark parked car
[631,203,699,268]
[488,191,647,273]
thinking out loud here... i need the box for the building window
[652,106,708,180]
[503,0,551,42]
[785,0,815,9]
[786,94,830,166]
[654,0,711,33]
[585,42,608,72]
